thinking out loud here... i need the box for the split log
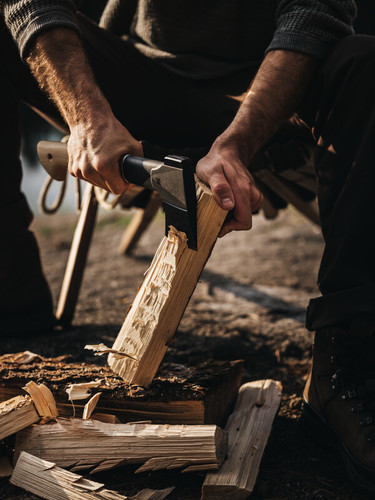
[15,418,228,474]
[0,356,242,426]
[202,379,282,500]
[11,451,174,500]
[109,180,227,386]
[0,395,39,440]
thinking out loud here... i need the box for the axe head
[120,154,197,250]
[160,155,197,251]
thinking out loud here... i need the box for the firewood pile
[1,182,283,499]
[0,351,281,499]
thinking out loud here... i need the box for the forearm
[26,28,142,193]
[26,28,112,127]
[217,50,317,164]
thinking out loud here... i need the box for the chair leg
[56,184,98,325]
[118,192,161,255]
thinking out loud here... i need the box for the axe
[37,141,198,250]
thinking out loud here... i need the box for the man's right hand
[27,28,142,194]
[67,115,143,194]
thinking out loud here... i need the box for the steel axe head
[137,155,197,250]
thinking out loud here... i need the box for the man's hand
[67,115,142,194]
[196,140,263,237]
[196,50,317,237]
[27,28,142,194]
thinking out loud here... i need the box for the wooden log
[15,418,228,474]
[0,356,241,426]
[11,451,174,500]
[0,395,39,440]
[202,379,282,500]
[109,180,227,386]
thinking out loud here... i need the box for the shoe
[301,316,375,493]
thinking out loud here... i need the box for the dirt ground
[0,204,372,500]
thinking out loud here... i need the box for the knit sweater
[1,0,356,79]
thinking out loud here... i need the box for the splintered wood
[109,181,227,386]
[202,380,282,499]
[15,419,228,474]
[11,451,174,500]
[0,395,39,440]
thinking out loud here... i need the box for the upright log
[202,379,282,499]
[109,181,227,386]
[15,418,228,474]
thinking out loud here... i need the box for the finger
[95,161,128,195]
[251,185,264,212]
[230,177,253,228]
[196,159,235,210]
[219,214,253,237]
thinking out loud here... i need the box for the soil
[0,205,372,500]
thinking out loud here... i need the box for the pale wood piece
[56,183,98,325]
[118,192,162,255]
[11,451,174,500]
[83,393,102,420]
[0,395,39,440]
[15,418,228,474]
[24,381,58,418]
[202,379,282,500]
[66,380,102,401]
[0,351,41,364]
[109,181,227,386]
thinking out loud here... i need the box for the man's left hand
[196,141,263,237]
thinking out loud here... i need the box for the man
[1,0,375,492]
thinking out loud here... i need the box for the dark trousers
[1,13,375,331]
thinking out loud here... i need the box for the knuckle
[212,181,230,195]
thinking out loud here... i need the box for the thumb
[210,173,235,211]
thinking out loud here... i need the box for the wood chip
[66,380,103,401]
[83,393,102,420]
[85,343,137,361]
[0,351,42,364]
[24,381,58,418]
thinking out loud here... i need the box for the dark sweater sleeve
[267,0,357,58]
[1,0,80,60]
